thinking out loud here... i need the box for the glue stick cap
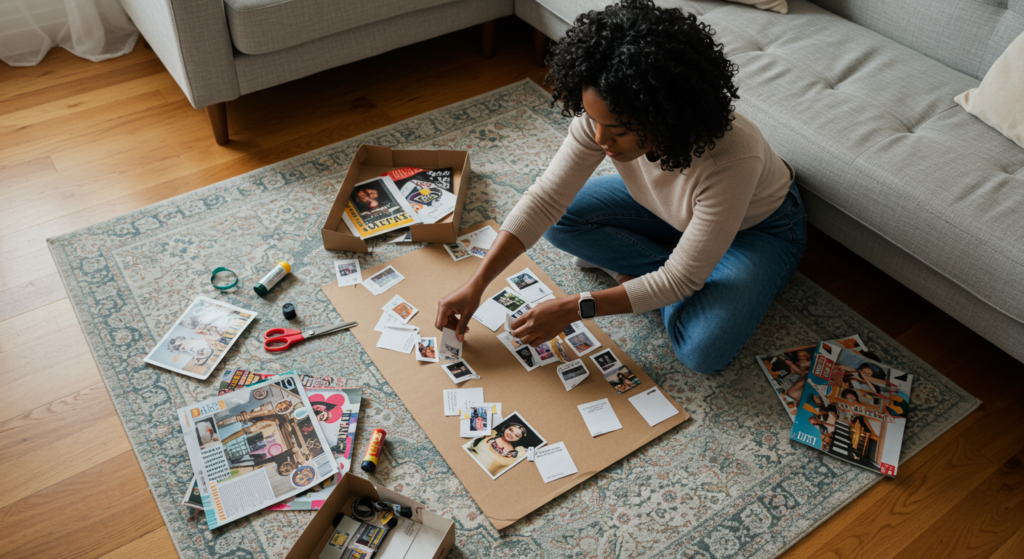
[278,261,291,273]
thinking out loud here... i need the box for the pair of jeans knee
[667,330,734,375]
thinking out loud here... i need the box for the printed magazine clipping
[177,372,339,528]
[756,334,878,421]
[789,340,913,477]
[341,176,419,240]
[144,296,256,380]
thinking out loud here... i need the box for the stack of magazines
[757,335,913,477]
[341,167,457,240]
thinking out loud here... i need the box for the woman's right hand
[436,278,484,342]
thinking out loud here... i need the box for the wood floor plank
[96,527,178,559]
[0,243,58,292]
[0,487,163,559]
[0,156,56,189]
[0,272,66,323]
[0,414,130,509]
[989,524,1024,559]
[0,298,78,353]
[0,450,147,555]
[900,448,1024,559]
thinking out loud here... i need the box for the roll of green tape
[211,267,238,290]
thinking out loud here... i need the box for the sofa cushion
[223,0,458,55]
[700,0,1024,324]
[532,0,1024,326]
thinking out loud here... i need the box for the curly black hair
[545,0,740,172]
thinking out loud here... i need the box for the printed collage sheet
[788,340,914,477]
[177,373,340,529]
[341,167,458,241]
[145,296,256,380]
[184,369,362,512]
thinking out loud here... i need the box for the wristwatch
[578,292,597,319]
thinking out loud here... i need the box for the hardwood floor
[1,16,1021,559]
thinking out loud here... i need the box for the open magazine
[756,334,880,421]
[144,296,256,380]
[382,167,456,225]
[177,372,339,528]
[789,340,913,477]
[341,176,420,240]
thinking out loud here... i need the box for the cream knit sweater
[501,112,794,314]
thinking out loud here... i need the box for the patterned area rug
[50,80,978,558]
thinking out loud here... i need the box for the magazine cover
[756,335,881,421]
[789,340,913,477]
[383,167,456,224]
[177,372,339,529]
[341,176,419,240]
[145,296,256,380]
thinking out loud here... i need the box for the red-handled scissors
[263,321,358,352]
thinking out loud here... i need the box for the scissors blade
[304,321,358,339]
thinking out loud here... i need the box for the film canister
[282,303,296,320]
[360,428,387,473]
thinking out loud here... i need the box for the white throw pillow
[725,0,788,14]
[954,31,1024,149]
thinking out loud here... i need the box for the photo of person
[535,342,555,361]
[463,412,546,480]
[442,360,479,383]
[445,242,470,260]
[470,246,488,258]
[336,262,357,277]
[349,178,407,222]
[591,349,618,372]
[416,337,438,362]
[468,406,490,434]
[515,346,535,367]
[603,364,641,394]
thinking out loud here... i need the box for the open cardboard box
[286,473,455,559]
[322,144,470,252]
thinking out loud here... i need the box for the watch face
[579,299,597,319]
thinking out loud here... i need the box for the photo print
[442,360,480,384]
[444,242,471,261]
[333,259,362,287]
[363,265,405,295]
[416,336,439,363]
[505,267,552,303]
[382,294,418,324]
[557,359,589,391]
[591,349,642,395]
[498,332,539,371]
[145,296,257,380]
[463,412,547,480]
[439,315,463,361]
[472,287,525,331]
[459,403,500,438]
[557,321,602,357]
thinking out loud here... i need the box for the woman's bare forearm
[466,230,527,294]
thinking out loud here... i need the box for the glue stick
[254,261,290,296]
[361,428,387,473]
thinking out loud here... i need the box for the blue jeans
[544,174,807,374]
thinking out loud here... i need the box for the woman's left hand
[509,296,580,346]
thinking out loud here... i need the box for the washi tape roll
[352,496,375,521]
[211,267,239,290]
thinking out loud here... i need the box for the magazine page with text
[177,372,339,529]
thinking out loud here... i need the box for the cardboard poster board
[321,221,690,529]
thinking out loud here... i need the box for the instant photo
[442,360,480,384]
[416,336,439,362]
[505,267,552,303]
[462,412,546,480]
[145,296,257,380]
[333,259,361,287]
[363,265,405,295]
[382,294,418,324]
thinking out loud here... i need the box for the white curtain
[0,0,138,67]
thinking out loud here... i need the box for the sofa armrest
[119,0,239,109]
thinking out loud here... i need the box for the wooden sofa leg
[206,102,229,145]
[533,28,548,67]
[482,20,496,59]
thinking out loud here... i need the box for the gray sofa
[520,0,1024,362]
[119,0,514,144]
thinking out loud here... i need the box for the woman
[467,422,529,477]
[436,0,806,374]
